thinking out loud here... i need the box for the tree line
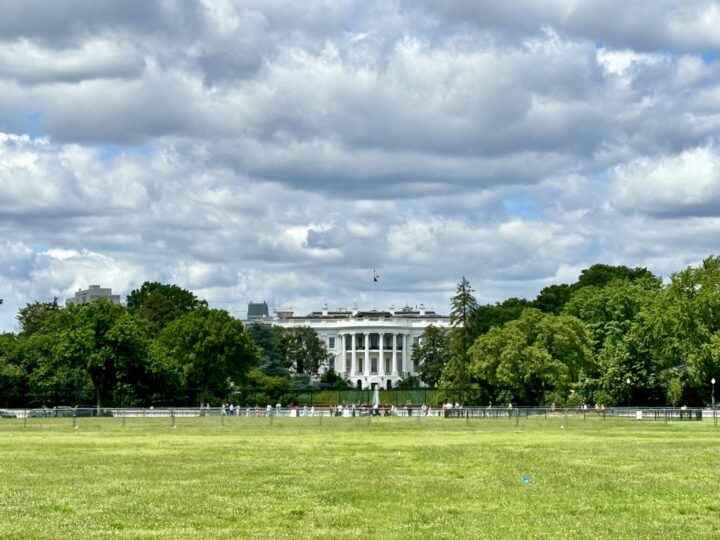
[3,257,720,409]
[0,282,336,409]
[411,257,720,407]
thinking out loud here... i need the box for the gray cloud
[1,1,720,331]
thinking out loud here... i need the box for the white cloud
[610,146,720,216]
[1,1,720,332]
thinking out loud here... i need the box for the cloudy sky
[1,0,720,331]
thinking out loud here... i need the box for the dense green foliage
[411,325,450,386]
[3,257,720,408]
[427,257,720,406]
[1,418,718,539]
[0,281,338,407]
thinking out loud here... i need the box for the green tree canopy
[469,308,594,406]
[576,264,657,289]
[563,276,663,405]
[53,300,150,410]
[282,326,333,377]
[469,298,533,335]
[447,277,479,400]
[0,333,25,407]
[639,256,720,405]
[16,299,60,336]
[153,308,257,405]
[533,284,574,315]
[127,282,205,335]
[247,322,288,377]
[411,325,450,386]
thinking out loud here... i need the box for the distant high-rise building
[66,285,121,306]
[247,301,270,320]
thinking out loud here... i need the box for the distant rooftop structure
[247,301,270,320]
[66,285,121,306]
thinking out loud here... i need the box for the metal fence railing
[0,406,715,426]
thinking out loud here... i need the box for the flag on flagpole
[373,270,379,282]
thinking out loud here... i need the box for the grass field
[1,415,718,539]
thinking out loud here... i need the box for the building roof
[287,308,448,321]
[247,301,270,319]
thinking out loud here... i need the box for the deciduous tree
[154,308,257,405]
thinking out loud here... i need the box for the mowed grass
[1,415,719,539]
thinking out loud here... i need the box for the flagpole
[372,269,379,311]
[373,269,376,311]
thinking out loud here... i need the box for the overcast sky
[1,0,720,331]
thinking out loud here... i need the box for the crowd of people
[209,401,473,417]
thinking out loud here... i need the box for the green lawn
[1,415,718,539]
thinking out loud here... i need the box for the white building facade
[66,285,122,306]
[272,306,451,389]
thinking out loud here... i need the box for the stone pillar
[337,333,344,375]
[379,332,385,376]
[351,333,357,378]
[402,333,409,375]
[392,332,398,377]
[364,332,370,377]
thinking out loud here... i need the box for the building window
[412,336,420,347]
[371,357,378,373]
[370,333,379,350]
[329,337,335,349]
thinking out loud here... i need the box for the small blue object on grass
[521,475,532,485]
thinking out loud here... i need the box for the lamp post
[626,378,631,408]
[712,378,716,425]
[712,378,716,410]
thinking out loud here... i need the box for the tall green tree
[533,284,574,315]
[563,277,663,405]
[17,299,60,337]
[640,256,720,405]
[448,277,478,402]
[54,300,150,411]
[283,326,333,377]
[247,322,288,377]
[127,282,205,336]
[153,308,257,405]
[469,308,594,405]
[0,333,25,407]
[469,298,533,334]
[576,264,656,289]
[411,325,450,386]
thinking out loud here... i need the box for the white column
[336,333,344,374]
[351,333,357,378]
[391,332,398,376]
[364,332,370,377]
[379,332,385,376]
[402,333,409,375]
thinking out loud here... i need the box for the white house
[271,305,451,389]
